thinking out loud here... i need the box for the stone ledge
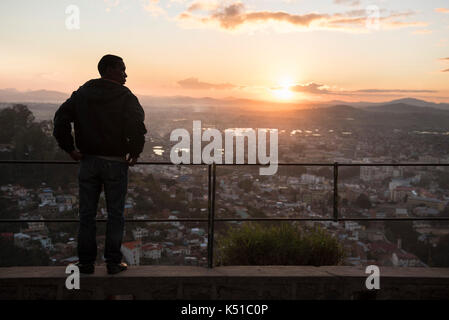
[1,266,449,300]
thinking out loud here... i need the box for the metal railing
[1,160,449,268]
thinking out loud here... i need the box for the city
[1,101,449,269]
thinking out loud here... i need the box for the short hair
[98,54,123,76]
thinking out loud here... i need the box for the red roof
[122,240,141,250]
[142,243,162,251]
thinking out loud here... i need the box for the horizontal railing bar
[0,219,209,223]
[214,217,449,221]
[215,163,449,167]
[0,160,448,166]
[3,217,449,223]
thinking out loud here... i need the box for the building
[132,227,149,240]
[14,233,31,248]
[407,196,446,211]
[27,216,46,232]
[300,174,324,185]
[32,235,53,250]
[360,166,393,182]
[142,243,162,260]
[391,251,424,267]
[391,186,415,202]
[413,206,440,217]
[395,208,408,217]
[121,241,142,266]
[190,228,205,236]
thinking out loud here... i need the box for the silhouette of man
[53,54,147,274]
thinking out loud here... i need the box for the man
[53,54,147,274]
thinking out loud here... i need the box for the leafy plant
[215,222,345,266]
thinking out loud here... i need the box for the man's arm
[53,91,77,155]
[124,94,147,160]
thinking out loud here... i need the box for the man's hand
[126,154,138,166]
[69,150,83,161]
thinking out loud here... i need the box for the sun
[272,78,295,101]
[274,86,294,100]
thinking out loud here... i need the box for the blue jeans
[77,155,128,264]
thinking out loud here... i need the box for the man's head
[98,54,127,85]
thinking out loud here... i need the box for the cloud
[412,29,432,35]
[355,89,438,93]
[334,0,361,7]
[187,0,219,12]
[289,83,330,94]
[177,77,239,90]
[440,57,449,72]
[284,82,438,96]
[177,2,427,33]
[435,8,449,14]
[141,0,165,16]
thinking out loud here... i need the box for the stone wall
[1,266,448,300]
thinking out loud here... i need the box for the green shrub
[215,222,345,266]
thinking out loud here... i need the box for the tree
[355,193,372,209]
[0,104,78,188]
[0,104,35,144]
[316,167,332,179]
[340,166,360,181]
[433,234,449,267]
[238,179,253,192]
[0,238,50,267]
[437,172,449,190]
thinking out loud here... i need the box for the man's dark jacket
[53,78,147,158]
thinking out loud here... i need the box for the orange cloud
[177,2,427,32]
[290,83,330,94]
[177,77,239,90]
[187,0,219,12]
[288,82,437,96]
[435,8,449,14]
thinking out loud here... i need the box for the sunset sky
[1,0,448,103]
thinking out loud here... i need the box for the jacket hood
[78,78,131,102]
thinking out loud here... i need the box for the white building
[168,215,180,227]
[190,228,205,236]
[121,241,142,266]
[132,227,149,240]
[300,174,324,184]
[14,233,30,248]
[32,235,53,250]
[344,221,362,232]
[142,243,162,260]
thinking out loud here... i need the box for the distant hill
[0,88,69,103]
[1,87,449,116]
[356,98,449,111]
[0,102,59,121]
[362,103,449,115]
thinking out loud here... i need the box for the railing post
[207,164,212,268]
[207,163,216,268]
[333,162,339,222]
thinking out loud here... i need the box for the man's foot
[75,262,95,274]
[107,262,128,275]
